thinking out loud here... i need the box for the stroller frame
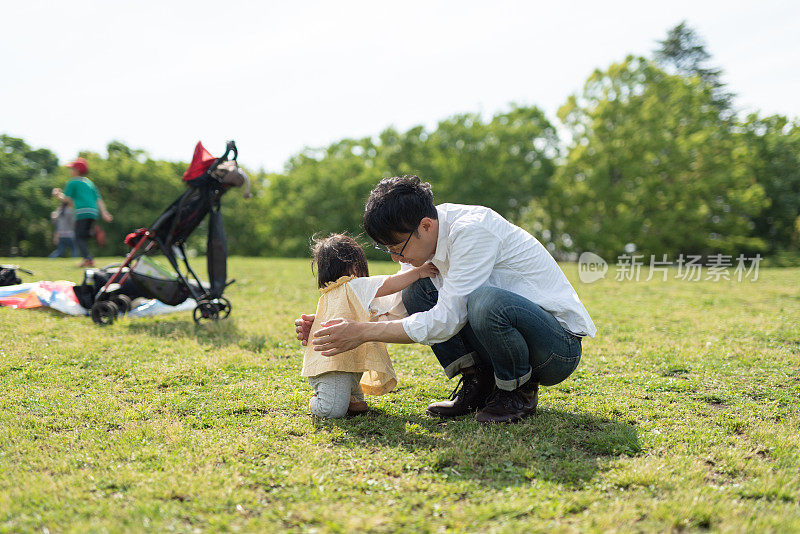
[91,140,243,325]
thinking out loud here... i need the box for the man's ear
[419,217,434,233]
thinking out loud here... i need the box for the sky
[2,0,799,172]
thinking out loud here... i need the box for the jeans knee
[467,286,501,332]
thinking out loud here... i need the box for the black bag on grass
[0,265,32,287]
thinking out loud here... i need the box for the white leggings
[308,371,364,418]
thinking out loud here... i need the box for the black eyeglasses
[374,231,414,258]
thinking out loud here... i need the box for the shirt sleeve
[64,180,76,198]
[369,263,411,318]
[371,292,407,318]
[347,275,390,313]
[401,224,501,345]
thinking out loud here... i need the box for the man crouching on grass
[295,175,596,423]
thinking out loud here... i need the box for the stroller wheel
[92,300,119,326]
[217,297,232,319]
[193,300,220,324]
[111,294,132,314]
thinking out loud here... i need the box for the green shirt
[64,177,100,220]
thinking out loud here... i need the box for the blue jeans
[48,237,78,258]
[402,279,582,391]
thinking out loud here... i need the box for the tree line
[2,23,799,263]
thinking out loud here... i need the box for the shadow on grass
[125,318,243,346]
[320,408,640,487]
[124,318,286,354]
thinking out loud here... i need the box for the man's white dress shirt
[401,203,597,345]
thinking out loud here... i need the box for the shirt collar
[432,205,449,263]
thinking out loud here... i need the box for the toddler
[302,233,437,418]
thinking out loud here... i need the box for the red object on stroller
[183,141,218,181]
[89,140,250,325]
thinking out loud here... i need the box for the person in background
[48,200,78,258]
[52,157,112,267]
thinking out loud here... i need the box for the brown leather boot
[426,367,494,418]
[475,381,538,424]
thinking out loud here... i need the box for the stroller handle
[205,141,238,178]
[220,140,238,162]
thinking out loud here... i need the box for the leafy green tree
[217,168,274,257]
[380,106,558,221]
[537,57,768,260]
[740,114,800,252]
[654,21,734,114]
[258,105,559,258]
[0,135,61,256]
[257,138,383,257]
[1,104,559,260]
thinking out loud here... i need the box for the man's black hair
[311,233,369,288]
[363,175,438,246]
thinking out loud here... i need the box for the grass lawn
[1,256,798,532]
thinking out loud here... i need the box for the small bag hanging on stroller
[89,140,250,325]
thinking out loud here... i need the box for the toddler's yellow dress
[302,275,398,395]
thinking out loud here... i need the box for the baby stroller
[89,140,250,325]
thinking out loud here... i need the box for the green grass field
[1,257,798,532]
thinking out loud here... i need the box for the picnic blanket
[0,281,195,317]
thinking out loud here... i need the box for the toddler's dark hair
[311,233,369,288]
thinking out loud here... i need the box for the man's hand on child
[312,318,365,356]
[417,262,439,279]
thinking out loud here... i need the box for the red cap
[66,157,88,175]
